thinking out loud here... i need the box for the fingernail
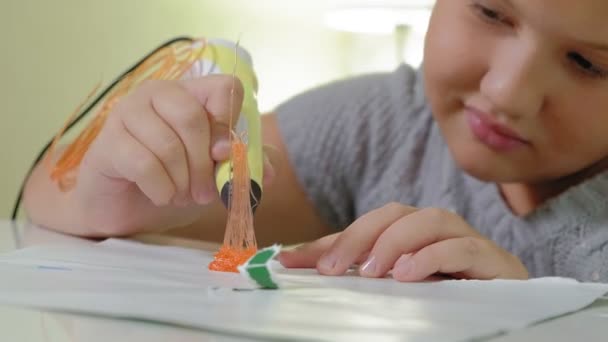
[318,254,338,273]
[394,255,414,276]
[277,252,292,267]
[196,185,216,205]
[360,256,378,277]
[212,138,231,160]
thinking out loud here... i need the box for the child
[23,0,608,283]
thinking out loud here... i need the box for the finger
[148,81,216,205]
[392,237,523,282]
[109,121,175,206]
[278,235,368,269]
[179,75,244,148]
[359,208,480,278]
[118,91,190,206]
[318,203,417,276]
[278,233,340,268]
[210,136,231,161]
[354,251,371,265]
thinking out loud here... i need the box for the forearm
[23,162,204,237]
[22,161,91,236]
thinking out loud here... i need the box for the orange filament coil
[47,39,206,190]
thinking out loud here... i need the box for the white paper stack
[0,238,606,341]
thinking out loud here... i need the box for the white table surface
[1,220,607,341]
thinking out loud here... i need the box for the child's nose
[479,42,547,119]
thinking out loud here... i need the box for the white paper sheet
[0,238,606,341]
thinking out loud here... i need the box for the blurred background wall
[0,0,432,219]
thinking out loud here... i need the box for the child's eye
[567,52,608,79]
[470,2,511,26]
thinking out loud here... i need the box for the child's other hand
[73,75,275,235]
[279,203,529,281]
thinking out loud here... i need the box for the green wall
[0,0,353,219]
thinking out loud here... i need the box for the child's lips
[465,107,529,151]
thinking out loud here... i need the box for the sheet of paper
[0,238,606,341]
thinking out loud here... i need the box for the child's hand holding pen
[48,76,275,235]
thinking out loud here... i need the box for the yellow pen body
[187,39,263,209]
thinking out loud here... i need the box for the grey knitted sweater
[276,64,608,283]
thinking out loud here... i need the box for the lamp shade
[325,0,435,34]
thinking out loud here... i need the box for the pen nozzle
[220,180,262,214]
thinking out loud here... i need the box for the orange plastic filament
[46,39,206,190]
[47,37,258,273]
[208,134,258,273]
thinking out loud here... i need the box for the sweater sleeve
[523,172,608,282]
[274,65,422,230]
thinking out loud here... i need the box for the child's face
[424,0,608,183]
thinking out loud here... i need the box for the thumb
[278,233,341,268]
[179,75,244,157]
